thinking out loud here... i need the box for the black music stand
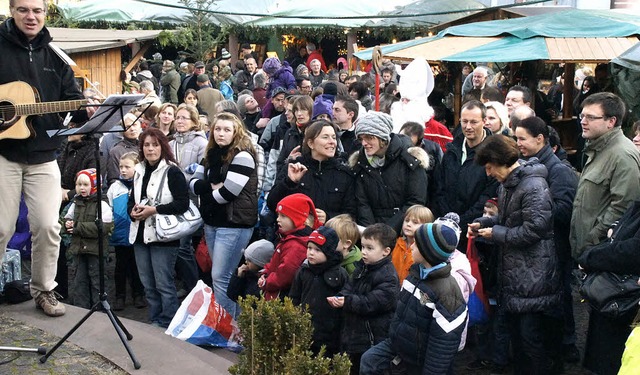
[41,94,146,369]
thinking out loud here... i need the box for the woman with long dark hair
[128,128,189,328]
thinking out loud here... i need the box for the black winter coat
[290,257,348,356]
[275,124,305,181]
[57,138,98,200]
[0,19,86,164]
[530,144,577,262]
[578,200,640,375]
[433,133,499,231]
[389,264,466,373]
[475,159,560,314]
[352,134,428,234]
[267,154,356,220]
[340,256,399,354]
[227,268,262,302]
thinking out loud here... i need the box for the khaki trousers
[0,154,62,297]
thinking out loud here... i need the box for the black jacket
[475,159,560,313]
[0,19,86,164]
[433,133,499,231]
[530,144,578,262]
[352,134,428,234]
[578,200,640,275]
[275,124,305,181]
[389,264,467,373]
[340,256,399,354]
[290,252,348,356]
[57,138,97,199]
[227,268,262,302]
[267,154,356,220]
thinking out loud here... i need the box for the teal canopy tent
[355,9,640,62]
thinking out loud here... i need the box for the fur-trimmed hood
[348,143,430,171]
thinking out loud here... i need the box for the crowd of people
[2,1,640,374]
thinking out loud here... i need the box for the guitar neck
[16,99,88,116]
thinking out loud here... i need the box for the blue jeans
[360,339,394,375]
[204,225,253,318]
[175,235,199,292]
[134,243,179,327]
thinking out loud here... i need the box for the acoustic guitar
[0,81,87,140]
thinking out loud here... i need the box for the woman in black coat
[469,135,561,375]
[267,120,356,222]
[351,111,429,234]
[578,200,640,375]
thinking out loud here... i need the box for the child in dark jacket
[290,226,348,357]
[227,239,275,302]
[63,169,113,309]
[258,193,320,300]
[327,223,399,375]
[360,220,468,375]
[324,214,362,276]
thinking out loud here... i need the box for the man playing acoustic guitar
[0,0,97,316]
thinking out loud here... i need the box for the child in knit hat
[360,219,468,375]
[63,169,113,309]
[290,226,348,357]
[258,193,320,300]
[227,239,275,303]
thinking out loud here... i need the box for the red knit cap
[276,193,320,230]
[76,168,98,195]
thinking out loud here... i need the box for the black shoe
[466,359,492,371]
[563,344,580,363]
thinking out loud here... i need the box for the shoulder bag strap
[154,167,170,205]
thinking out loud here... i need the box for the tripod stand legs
[39,298,141,369]
[0,346,46,354]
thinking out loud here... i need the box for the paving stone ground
[0,314,127,375]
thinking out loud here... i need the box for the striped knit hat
[414,221,460,265]
[76,168,98,195]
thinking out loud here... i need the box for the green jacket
[66,196,113,257]
[341,245,362,276]
[570,127,640,258]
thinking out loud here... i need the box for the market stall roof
[48,27,172,54]
[355,8,640,63]
[56,0,272,25]
[56,0,484,29]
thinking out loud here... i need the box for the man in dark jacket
[432,100,498,250]
[515,116,580,362]
[0,0,94,317]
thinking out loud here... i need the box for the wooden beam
[124,42,152,73]
[563,63,575,119]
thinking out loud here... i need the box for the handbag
[579,271,640,318]
[153,167,203,242]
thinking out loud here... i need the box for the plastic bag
[166,280,241,351]
[466,238,490,326]
[195,237,212,273]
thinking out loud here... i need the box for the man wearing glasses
[0,0,94,316]
[570,92,640,258]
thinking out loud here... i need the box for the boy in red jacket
[258,193,320,300]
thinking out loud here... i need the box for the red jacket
[262,231,309,300]
[424,118,453,152]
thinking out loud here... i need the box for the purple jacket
[266,62,296,99]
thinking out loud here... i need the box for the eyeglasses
[175,116,191,121]
[579,114,608,122]
[13,6,46,15]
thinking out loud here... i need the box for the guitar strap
[48,43,76,66]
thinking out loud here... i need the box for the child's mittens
[185,163,199,175]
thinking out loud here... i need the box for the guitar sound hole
[0,101,16,130]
